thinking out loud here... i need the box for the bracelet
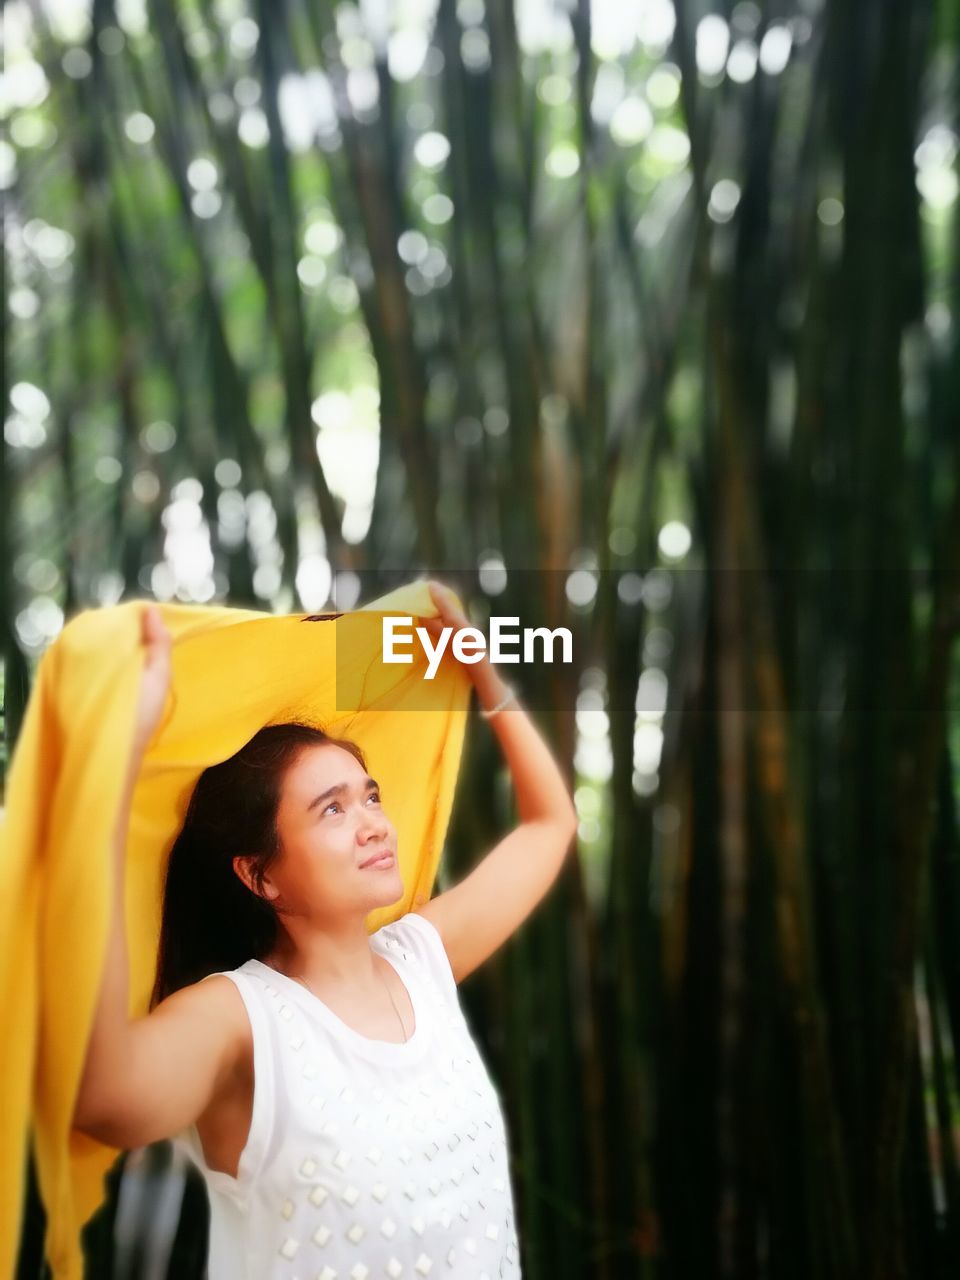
[480,684,518,719]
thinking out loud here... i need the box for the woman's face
[243,743,402,921]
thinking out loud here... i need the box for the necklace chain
[380,966,409,1043]
[291,960,409,1043]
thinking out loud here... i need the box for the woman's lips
[361,851,395,870]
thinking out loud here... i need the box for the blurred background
[3,0,960,1277]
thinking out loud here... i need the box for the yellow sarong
[0,579,470,1279]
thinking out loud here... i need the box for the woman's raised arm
[72,608,250,1150]
[412,583,577,984]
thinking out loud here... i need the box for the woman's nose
[359,809,389,839]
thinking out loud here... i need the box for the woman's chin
[365,868,404,905]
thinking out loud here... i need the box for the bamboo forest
[3,0,960,1278]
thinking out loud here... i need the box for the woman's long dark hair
[149,722,367,1008]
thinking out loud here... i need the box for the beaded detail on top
[172,911,522,1280]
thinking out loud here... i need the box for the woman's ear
[233,854,279,903]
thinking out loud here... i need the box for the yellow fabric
[0,579,471,1280]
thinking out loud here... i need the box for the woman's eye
[322,793,380,817]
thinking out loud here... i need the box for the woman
[72,581,577,1280]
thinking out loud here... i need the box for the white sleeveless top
[172,910,523,1280]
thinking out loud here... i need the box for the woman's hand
[132,604,173,756]
[422,580,472,638]
[419,580,513,706]
[419,580,477,666]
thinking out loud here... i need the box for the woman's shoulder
[376,909,458,1000]
[141,970,258,1124]
[157,965,261,1054]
